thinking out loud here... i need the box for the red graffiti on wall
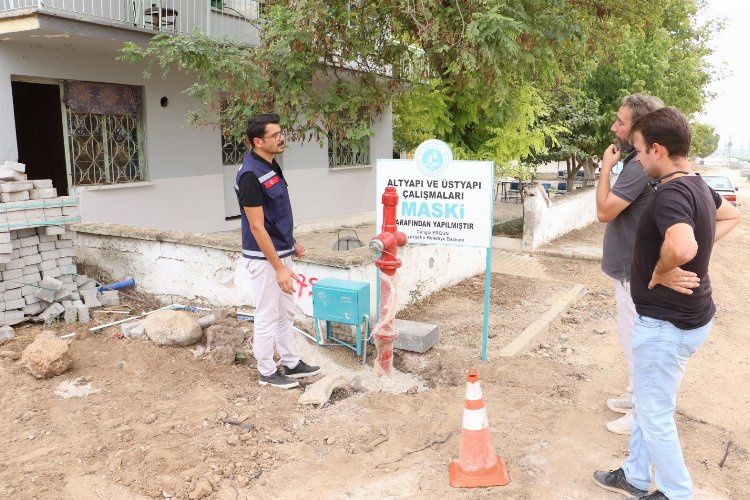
[295,274,318,298]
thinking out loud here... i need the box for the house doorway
[11,81,69,195]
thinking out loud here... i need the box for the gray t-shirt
[601,151,653,281]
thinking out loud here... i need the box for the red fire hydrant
[369,186,407,377]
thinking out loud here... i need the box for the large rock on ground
[205,325,246,351]
[21,332,74,379]
[143,310,203,347]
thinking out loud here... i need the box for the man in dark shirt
[235,113,320,389]
[594,108,740,500]
[597,94,664,435]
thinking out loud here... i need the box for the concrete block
[22,253,42,266]
[0,254,11,264]
[22,264,39,275]
[35,277,63,300]
[70,291,80,301]
[55,239,73,249]
[18,245,38,257]
[100,290,120,306]
[58,274,73,283]
[42,267,62,280]
[64,305,77,324]
[23,302,43,316]
[4,161,26,173]
[12,171,27,181]
[0,169,15,181]
[5,298,25,310]
[59,230,76,240]
[31,179,53,189]
[0,181,33,193]
[58,248,76,258]
[29,188,57,200]
[4,288,22,301]
[81,289,101,307]
[53,288,72,301]
[38,234,58,243]
[16,228,36,238]
[25,294,40,305]
[63,282,77,292]
[21,285,37,296]
[77,305,90,324]
[22,273,41,285]
[25,208,45,221]
[392,319,439,353]
[59,264,77,275]
[38,226,65,236]
[5,280,22,290]
[0,325,15,341]
[39,240,57,252]
[3,309,24,324]
[7,211,26,222]
[0,232,9,244]
[121,320,145,338]
[39,260,57,272]
[11,249,18,259]
[0,191,29,202]
[56,257,73,266]
[0,242,12,254]
[78,280,96,291]
[62,206,80,216]
[18,235,39,247]
[44,207,62,218]
[37,303,65,323]
[40,249,60,260]
[0,301,5,312]
[2,268,22,280]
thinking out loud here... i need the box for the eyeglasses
[262,130,285,141]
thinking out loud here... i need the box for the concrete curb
[498,283,587,357]
[535,246,603,262]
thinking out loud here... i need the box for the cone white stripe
[462,408,489,431]
[465,381,483,401]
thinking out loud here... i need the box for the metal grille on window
[66,110,145,186]
[222,134,247,165]
[328,131,370,168]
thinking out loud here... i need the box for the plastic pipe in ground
[98,278,136,292]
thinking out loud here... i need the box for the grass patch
[493,217,523,237]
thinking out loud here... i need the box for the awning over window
[63,81,139,115]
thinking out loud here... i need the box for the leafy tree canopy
[691,122,720,159]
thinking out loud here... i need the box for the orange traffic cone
[449,367,510,488]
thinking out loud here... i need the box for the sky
[696,0,750,157]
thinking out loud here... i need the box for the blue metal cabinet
[312,278,370,360]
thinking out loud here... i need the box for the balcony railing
[0,0,263,44]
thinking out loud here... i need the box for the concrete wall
[1,41,393,233]
[522,184,597,252]
[73,226,486,319]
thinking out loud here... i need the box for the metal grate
[222,134,247,165]
[66,111,146,186]
[328,131,370,169]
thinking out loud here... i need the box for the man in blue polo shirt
[235,113,320,389]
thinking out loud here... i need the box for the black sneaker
[628,492,668,500]
[593,468,647,497]
[258,370,299,389]
[282,360,321,379]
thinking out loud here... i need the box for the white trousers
[614,278,635,400]
[245,257,299,376]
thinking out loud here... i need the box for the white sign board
[376,140,494,248]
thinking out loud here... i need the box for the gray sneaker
[259,369,299,389]
[628,492,667,500]
[593,468,647,497]
[282,360,321,379]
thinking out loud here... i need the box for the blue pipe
[98,278,136,292]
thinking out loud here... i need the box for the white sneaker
[607,393,633,414]
[606,410,633,435]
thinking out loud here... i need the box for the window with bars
[328,130,370,168]
[65,110,147,186]
[222,133,247,165]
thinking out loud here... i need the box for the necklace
[648,170,690,190]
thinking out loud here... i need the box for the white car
[700,175,738,206]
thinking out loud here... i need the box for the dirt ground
[1,169,749,499]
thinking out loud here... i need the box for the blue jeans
[624,315,713,500]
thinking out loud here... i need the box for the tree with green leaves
[690,122,720,159]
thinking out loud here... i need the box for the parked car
[741,164,750,178]
[700,175,738,206]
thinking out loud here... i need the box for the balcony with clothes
[0,0,262,46]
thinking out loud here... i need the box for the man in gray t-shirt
[596,94,664,435]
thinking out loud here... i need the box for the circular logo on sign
[415,140,453,177]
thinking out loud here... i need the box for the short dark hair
[630,107,691,158]
[246,113,280,145]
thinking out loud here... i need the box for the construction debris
[21,331,74,378]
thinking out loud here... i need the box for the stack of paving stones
[0,160,111,337]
